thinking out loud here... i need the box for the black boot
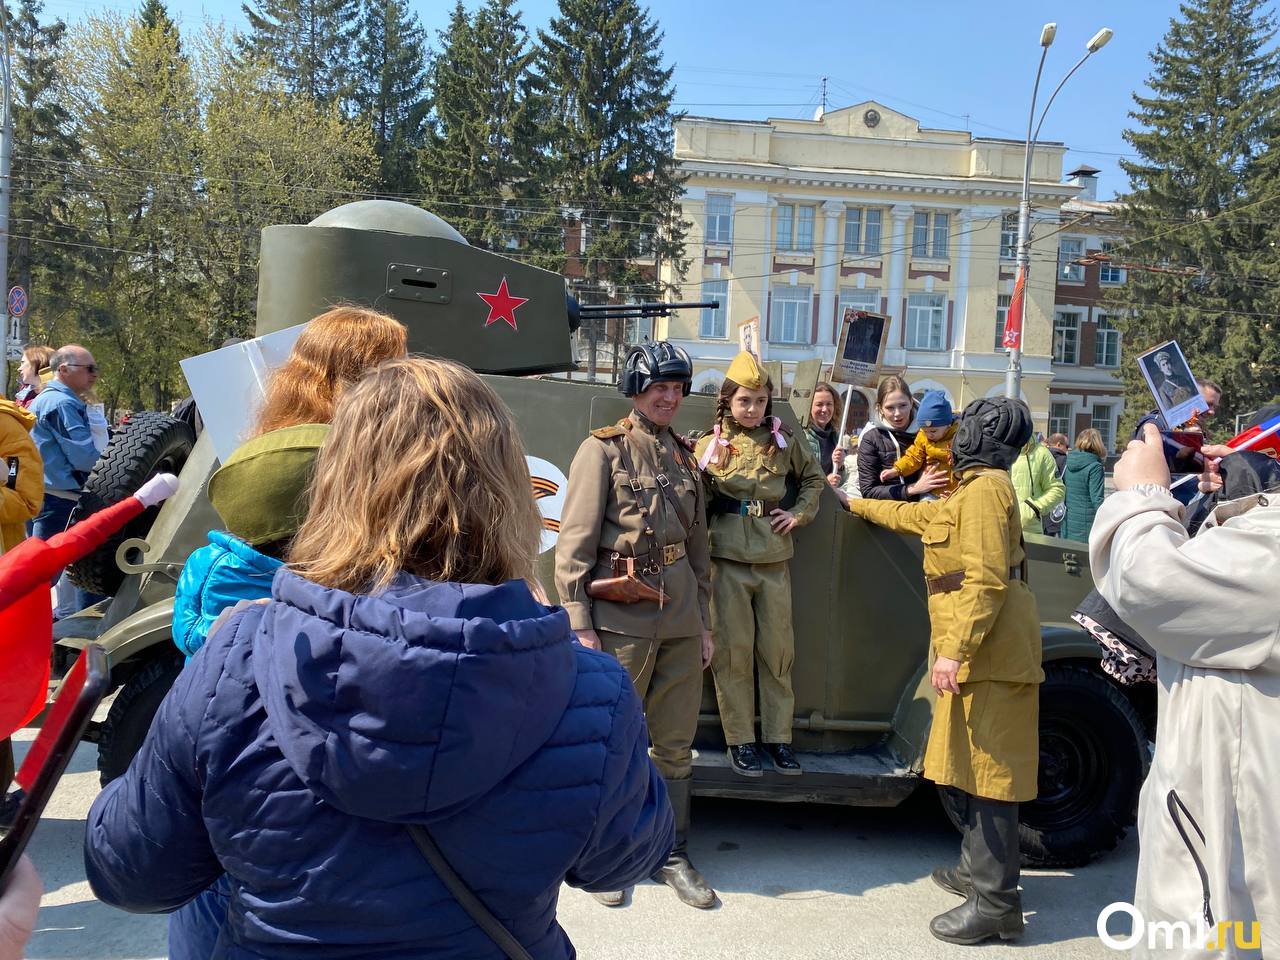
[932,788,973,898]
[930,796,1023,944]
[727,743,763,778]
[653,778,716,909]
[762,742,802,776]
[590,889,627,907]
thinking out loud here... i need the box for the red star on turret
[478,277,528,331]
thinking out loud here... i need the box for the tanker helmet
[620,341,694,397]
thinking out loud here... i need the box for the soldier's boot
[930,798,1023,945]
[590,889,628,907]
[652,778,716,910]
[932,788,974,899]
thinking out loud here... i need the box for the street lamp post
[1005,25,1113,401]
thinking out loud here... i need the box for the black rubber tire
[97,653,184,786]
[67,412,195,596]
[937,663,1148,868]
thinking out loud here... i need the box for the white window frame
[844,207,882,255]
[704,194,733,246]
[839,287,880,317]
[795,205,815,251]
[1054,311,1081,365]
[1095,314,1121,368]
[1049,402,1073,439]
[995,294,1011,351]
[1000,213,1018,261]
[775,203,815,252]
[700,279,728,339]
[1099,241,1125,284]
[1059,237,1084,282]
[906,292,947,351]
[912,211,950,259]
[770,283,812,344]
[1091,403,1115,453]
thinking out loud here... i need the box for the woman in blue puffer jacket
[85,357,674,960]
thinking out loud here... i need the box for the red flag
[0,497,145,739]
[1001,265,1027,350]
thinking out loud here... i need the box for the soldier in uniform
[846,397,1043,945]
[554,341,716,910]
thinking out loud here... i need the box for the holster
[586,556,669,605]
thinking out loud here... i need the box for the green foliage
[1110,0,1280,436]
[353,0,428,195]
[241,0,359,105]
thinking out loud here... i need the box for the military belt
[603,541,686,572]
[926,567,1023,596]
[708,496,781,518]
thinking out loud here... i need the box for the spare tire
[66,412,195,596]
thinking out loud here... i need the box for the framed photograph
[1136,339,1208,428]
[832,309,890,388]
[737,316,760,360]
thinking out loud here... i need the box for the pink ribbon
[770,416,788,450]
[698,422,726,470]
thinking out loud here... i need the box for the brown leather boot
[653,778,717,909]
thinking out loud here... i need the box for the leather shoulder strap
[407,825,534,960]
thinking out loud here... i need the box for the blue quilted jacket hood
[255,568,579,822]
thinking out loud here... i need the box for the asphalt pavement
[14,726,1138,960]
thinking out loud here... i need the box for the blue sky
[37,0,1262,200]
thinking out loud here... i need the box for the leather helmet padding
[619,341,694,397]
[952,397,1033,473]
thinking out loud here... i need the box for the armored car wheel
[67,412,195,597]
[937,663,1148,868]
[97,653,185,786]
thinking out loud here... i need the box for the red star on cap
[478,277,528,331]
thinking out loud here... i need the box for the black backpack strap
[406,824,535,960]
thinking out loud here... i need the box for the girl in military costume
[696,351,826,777]
[846,397,1043,946]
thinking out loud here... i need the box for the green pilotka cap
[207,423,331,546]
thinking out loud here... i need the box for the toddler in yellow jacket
[880,390,959,497]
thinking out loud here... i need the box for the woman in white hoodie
[1090,423,1277,959]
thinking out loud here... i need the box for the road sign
[4,344,22,362]
[7,286,27,319]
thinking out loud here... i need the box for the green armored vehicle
[55,200,1149,869]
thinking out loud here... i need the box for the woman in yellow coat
[846,397,1043,946]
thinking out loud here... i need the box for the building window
[700,279,728,339]
[1091,403,1115,452]
[1059,237,1084,282]
[770,283,812,344]
[912,211,949,259]
[844,207,882,255]
[839,287,880,317]
[1095,314,1121,367]
[623,317,653,344]
[704,194,733,246]
[994,294,1011,351]
[1049,402,1072,438]
[776,203,814,252]
[1099,241,1124,284]
[1000,213,1018,260]
[906,293,947,351]
[1054,312,1080,365]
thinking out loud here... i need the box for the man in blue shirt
[29,344,103,617]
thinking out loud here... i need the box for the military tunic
[694,420,826,746]
[847,468,1044,802]
[555,412,711,780]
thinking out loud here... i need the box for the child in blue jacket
[173,423,330,659]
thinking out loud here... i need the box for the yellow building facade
[656,103,1080,431]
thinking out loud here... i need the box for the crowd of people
[0,325,1274,957]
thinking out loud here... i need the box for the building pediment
[772,101,961,143]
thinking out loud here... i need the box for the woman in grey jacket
[1090,423,1277,959]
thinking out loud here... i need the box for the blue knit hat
[910,390,957,431]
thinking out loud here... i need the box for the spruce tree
[5,0,77,350]
[241,0,359,106]
[1110,0,1280,435]
[353,0,428,195]
[420,0,560,260]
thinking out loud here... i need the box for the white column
[950,208,972,363]
[886,203,914,360]
[817,200,844,345]
[759,198,776,359]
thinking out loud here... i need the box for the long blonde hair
[288,357,543,593]
[253,305,407,436]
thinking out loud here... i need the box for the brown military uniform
[555,411,711,780]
